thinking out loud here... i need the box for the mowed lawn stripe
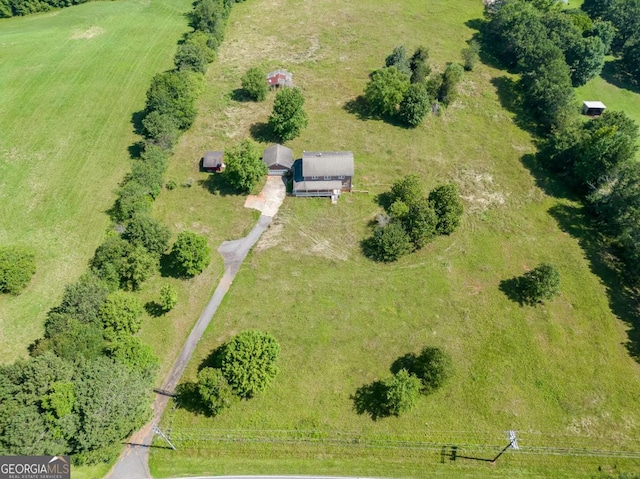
[0,0,192,361]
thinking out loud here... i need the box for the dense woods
[0,0,88,18]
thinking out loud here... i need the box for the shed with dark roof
[262,144,294,175]
[202,151,224,172]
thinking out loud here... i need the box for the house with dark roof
[201,151,224,172]
[262,144,294,175]
[292,151,354,200]
[266,69,293,88]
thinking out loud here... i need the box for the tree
[409,46,431,83]
[171,231,211,277]
[72,358,151,460]
[174,42,209,74]
[145,70,204,130]
[364,67,410,116]
[54,273,109,326]
[410,346,453,393]
[518,263,561,304]
[387,174,423,209]
[127,160,165,200]
[382,369,422,416]
[123,214,171,256]
[365,223,413,262]
[183,30,217,62]
[461,40,480,71]
[221,330,280,398]
[141,111,181,149]
[106,334,158,378]
[385,45,411,76]
[402,199,438,249]
[622,35,640,84]
[224,139,268,192]
[119,245,157,291]
[566,36,606,86]
[113,180,153,222]
[100,291,144,337]
[268,87,309,141]
[428,183,464,235]
[0,246,36,295]
[591,20,616,54]
[241,67,267,101]
[159,284,178,311]
[398,83,431,127]
[573,111,639,190]
[45,319,105,361]
[197,367,235,415]
[438,63,464,105]
[191,0,230,42]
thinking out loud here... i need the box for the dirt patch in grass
[70,26,104,40]
[455,167,506,213]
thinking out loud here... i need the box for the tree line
[0,0,245,464]
[0,0,87,18]
[485,0,640,285]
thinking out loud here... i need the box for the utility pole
[152,423,176,450]
[491,430,519,464]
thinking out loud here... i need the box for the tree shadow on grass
[464,18,507,71]
[520,153,579,201]
[231,88,252,102]
[250,122,279,143]
[173,381,213,416]
[343,96,374,121]
[198,173,240,197]
[351,380,391,420]
[548,203,640,362]
[490,76,540,136]
[600,59,640,95]
[198,344,226,371]
[390,353,417,375]
[130,109,146,137]
[159,252,182,279]
[144,301,164,318]
[498,277,525,306]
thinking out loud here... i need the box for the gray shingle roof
[293,179,344,192]
[301,151,354,178]
[203,151,223,168]
[263,144,294,169]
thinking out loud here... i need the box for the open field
[147,0,640,478]
[0,0,193,361]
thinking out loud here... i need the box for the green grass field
[0,0,193,361]
[146,0,640,478]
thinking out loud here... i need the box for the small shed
[262,144,294,175]
[266,69,293,88]
[582,101,607,116]
[202,151,224,172]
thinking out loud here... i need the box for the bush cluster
[363,45,465,127]
[0,0,87,17]
[364,175,463,262]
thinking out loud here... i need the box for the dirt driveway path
[105,177,286,479]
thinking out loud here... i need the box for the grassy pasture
[147,0,640,478]
[0,0,192,361]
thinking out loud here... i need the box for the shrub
[171,231,211,277]
[401,199,438,249]
[224,139,268,192]
[385,45,411,76]
[428,183,464,235]
[398,83,431,127]
[197,367,235,415]
[388,174,424,208]
[366,223,413,262]
[268,87,309,141]
[113,181,153,223]
[221,330,280,398]
[438,62,464,105]
[241,67,267,101]
[382,369,422,416]
[174,42,209,74]
[461,40,480,71]
[183,30,217,62]
[141,111,181,150]
[409,46,431,84]
[159,284,178,311]
[0,246,36,294]
[518,263,561,304]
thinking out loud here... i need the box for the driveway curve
[105,177,285,479]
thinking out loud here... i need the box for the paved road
[105,179,284,479]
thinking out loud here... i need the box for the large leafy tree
[268,87,309,141]
[171,231,211,277]
[174,42,209,74]
[197,367,235,415]
[123,214,171,256]
[364,66,410,116]
[221,330,280,398]
[365,223,413,263]
[224,139,267,192]
[382,369,422,416]
[100,292,144,337]
[565,36,606,86]
[402,199,438,249]
[398,83,431,127]
[145,70,204,130]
